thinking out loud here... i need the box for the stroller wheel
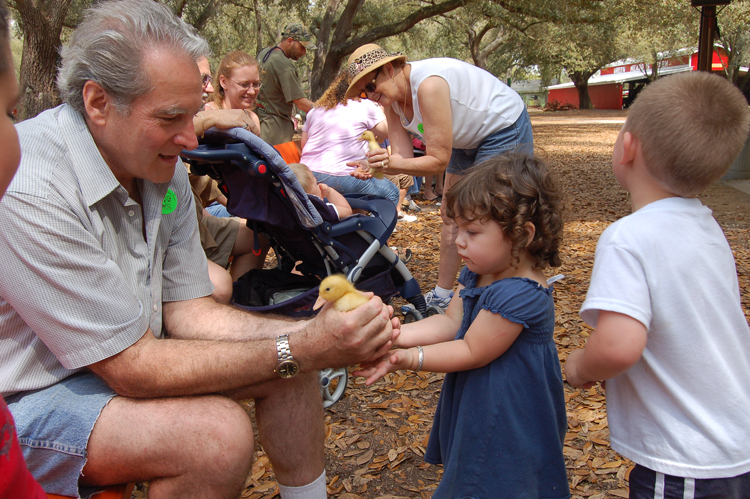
[425,305,445,317]
[319,367,348,408]
[403,308,424,323]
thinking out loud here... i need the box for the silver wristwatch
[274,334,300,378]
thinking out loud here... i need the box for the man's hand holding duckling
[301,292,400,371]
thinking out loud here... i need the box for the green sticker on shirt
[417,123,424,134]
[162,188,177,214]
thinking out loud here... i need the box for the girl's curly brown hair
[314,71,356,110]
[445,151,564,269]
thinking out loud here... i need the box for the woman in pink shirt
[300,72,399,207]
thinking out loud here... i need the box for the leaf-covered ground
[136,109,750,498]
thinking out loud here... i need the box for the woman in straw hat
[345,43,533,312]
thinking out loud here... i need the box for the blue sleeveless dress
[424,267,570,498]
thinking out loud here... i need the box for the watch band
[277,334,294,362]
[275,334,300,378]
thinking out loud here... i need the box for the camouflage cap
[282,23,317,49]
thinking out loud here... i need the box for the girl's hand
[346,161,373,180]
[354,313,401,366]
[318,183,331,198]
[353,347,415,386]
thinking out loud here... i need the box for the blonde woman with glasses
[204,50,262,137]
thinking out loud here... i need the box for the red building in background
[546,48,733,110]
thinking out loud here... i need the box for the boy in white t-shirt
[565,72,750,498]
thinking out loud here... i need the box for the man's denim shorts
[446,108,534,175]
[6,372,117,498]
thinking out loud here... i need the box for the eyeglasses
[363,68,382,94]
[229,78,262,91]
[202,74,212,86]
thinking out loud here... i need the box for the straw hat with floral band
[345,44,406,100]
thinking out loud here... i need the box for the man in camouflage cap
[256,23,316,146]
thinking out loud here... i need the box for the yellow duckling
[359,131,385,179]
[319,275,370,312]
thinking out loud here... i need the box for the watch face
[277,360,300,378]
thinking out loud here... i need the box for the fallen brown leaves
[133,109,750,498]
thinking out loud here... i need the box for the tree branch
[332,0,470,57]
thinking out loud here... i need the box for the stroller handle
[181,143,271,178]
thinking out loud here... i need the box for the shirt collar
[58,104,125,208]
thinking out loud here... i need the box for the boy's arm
[565,310,647,388]
[320,184,353,219]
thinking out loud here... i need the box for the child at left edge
[0,0,47,495]
[355,152,570,498]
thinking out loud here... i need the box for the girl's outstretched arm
[395,285,465,348]
[353,287,463,383]
[356,308,522,385]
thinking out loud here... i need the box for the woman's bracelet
[416,346,424,371]
[195,112,206,138]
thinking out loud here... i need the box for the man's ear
[620,130,637,165]
[82,80,111,126]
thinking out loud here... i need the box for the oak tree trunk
[13,0,72,120]
[570,70,593,109]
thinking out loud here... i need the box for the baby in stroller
[181,126,427,406]
[287,162,353,220]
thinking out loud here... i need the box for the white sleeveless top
[393,58,525,150]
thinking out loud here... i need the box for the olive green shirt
[257,46,305,145]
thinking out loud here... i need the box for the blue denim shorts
[446,108,534,175]
[312,172,400,207]
[6,372,117,498]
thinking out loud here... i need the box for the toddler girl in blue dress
[356,152,570,498]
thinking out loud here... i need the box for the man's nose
[177,121,199,150]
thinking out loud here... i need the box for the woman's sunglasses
[363,68,382,94]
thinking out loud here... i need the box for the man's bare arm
[88,296,396,399]
[163,296,297,341]
[292,97,313,113]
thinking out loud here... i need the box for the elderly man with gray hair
[0,1,398,498]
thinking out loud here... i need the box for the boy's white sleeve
[580,238,651,330]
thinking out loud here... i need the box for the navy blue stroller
[181,127,426,407]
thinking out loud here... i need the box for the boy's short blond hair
[625,72,750,197]
[288,162,315,193]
